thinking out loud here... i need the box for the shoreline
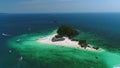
[37,33,103,52]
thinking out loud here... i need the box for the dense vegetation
[78,40,87,48]
[56,25,100,49]
[57,25,79,38]
[56,25,88,48]
[55,35,63,38]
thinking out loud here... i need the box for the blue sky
[0,0,120,13]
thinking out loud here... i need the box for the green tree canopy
[57,25,79,38]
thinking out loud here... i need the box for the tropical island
[8,25,120,68]
[37,25,100,51]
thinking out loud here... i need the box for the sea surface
[0,13,120,68]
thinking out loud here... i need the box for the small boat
[19,56,23,61]
[9,50,12,53]
[16,39,21,42]
[2,33,10,36]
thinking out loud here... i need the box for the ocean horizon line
[2,12,120,14]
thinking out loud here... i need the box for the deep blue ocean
[0,13,120,68]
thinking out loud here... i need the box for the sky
[0,0,120,13]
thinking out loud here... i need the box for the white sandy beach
[37,33,102,51]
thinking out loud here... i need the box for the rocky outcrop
[52,37,65,42]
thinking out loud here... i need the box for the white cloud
[9,0,120,13]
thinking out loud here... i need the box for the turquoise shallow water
[8,29,120,68]
[1,13,120,68]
